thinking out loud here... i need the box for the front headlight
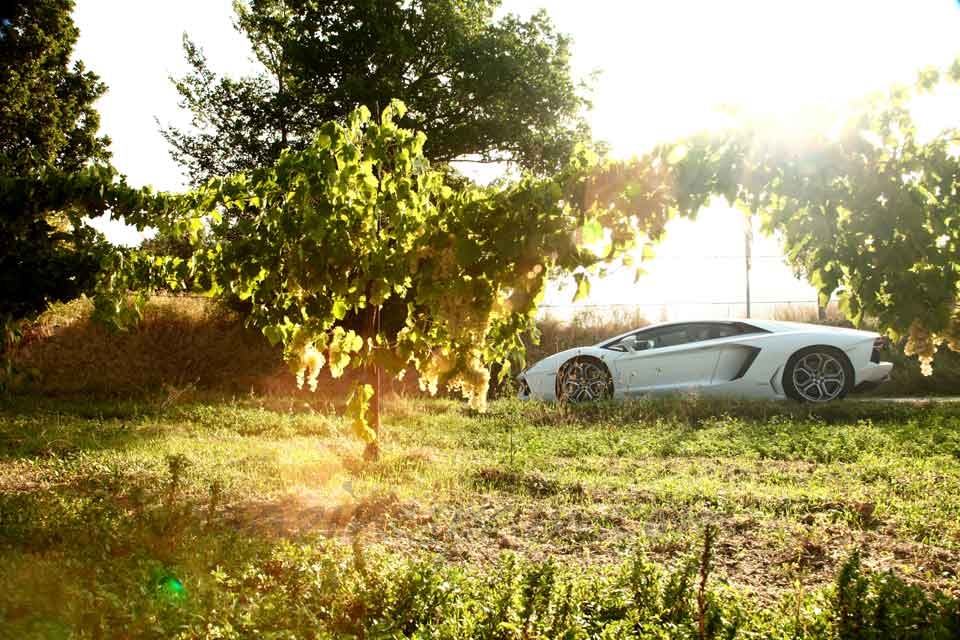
[517,375,531,396]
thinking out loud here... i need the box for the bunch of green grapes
[946,310,960,354]
[904,317,960,376]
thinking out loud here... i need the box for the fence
[536,300,838,325]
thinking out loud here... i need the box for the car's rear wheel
[557,357,613,403]
[783,347,853,403]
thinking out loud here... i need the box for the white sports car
[517,320,893,403]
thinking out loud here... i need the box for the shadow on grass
[474,467,586,499]
[0,406,162,460]
[0,394,343,460]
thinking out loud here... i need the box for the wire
[640,255,786,260]
[540,300,820,308]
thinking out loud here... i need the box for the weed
[698,524,719,639]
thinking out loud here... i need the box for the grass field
[2,393,959,638]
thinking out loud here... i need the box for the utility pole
[744,207,753,318]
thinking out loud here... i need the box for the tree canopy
[97,58,960,458]
[0,0,113,318]
[160,0,591,184]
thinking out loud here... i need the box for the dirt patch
[475,467,586,498]
[356,493,960,601]
[227,491,409,538]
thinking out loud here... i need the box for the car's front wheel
[557,357,613,403]
[783,347,853,403]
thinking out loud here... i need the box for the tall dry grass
[11,296,286,395]
[11,296,649,398]
[770,301,859,327]
[526,307,649,365]
[9,296,424,400]
[9,295,958,398]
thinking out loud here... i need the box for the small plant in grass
[163,453,191,508]
[206,479,223,530]
[833,549,960,639]
[697,523,720,639]
[0,315,40,393]
[154,452,194,553]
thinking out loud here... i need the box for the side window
[708,323,740,340]
[604,329,645,352]
[733,322,769,335]
[706,322,770,339]
[648,325,697,348]
[624,323,705,350]
[603,327,655,352]
[603,322,770,352]
[636,323,720,349]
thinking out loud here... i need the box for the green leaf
[572,273,590,302]
[263,325,283,346]
[667,144,688,165]
[916,66,940,92]
[579,218,604,245]
[328,351,351,378]
[948,57,960,84]
[346,383,376,443]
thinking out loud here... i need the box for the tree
[160,0,590,185]
[141,102,676,458]
[0,0,112,319]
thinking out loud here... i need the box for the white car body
[518,319,893,403]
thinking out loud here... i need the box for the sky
[73,0,960,321]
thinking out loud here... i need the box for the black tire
[782,346,854,403]
[556,357,613,403]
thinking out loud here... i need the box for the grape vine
[133,101,688,452]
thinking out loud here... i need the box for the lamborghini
[517,319,893,403]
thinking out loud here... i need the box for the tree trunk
[362,304,382,461]
[363,362,381,461]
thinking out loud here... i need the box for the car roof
[593,318,870,347]
[592,318,801,347]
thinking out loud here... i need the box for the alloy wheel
[559,359,611,402]
[790,351,846,402]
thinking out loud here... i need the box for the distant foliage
[161,0,591,183]
[0,163,181,330]
[0,1,185,327]
[0,0,109,174]
[0,0,112,319]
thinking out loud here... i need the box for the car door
[610,323,724,395]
